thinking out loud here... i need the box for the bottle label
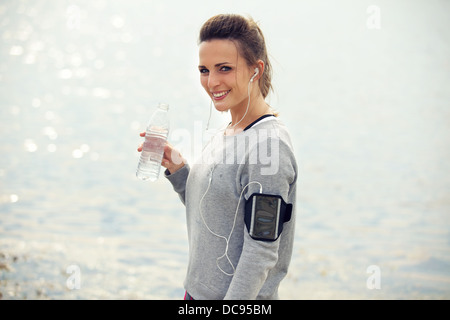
[143,134,166,161]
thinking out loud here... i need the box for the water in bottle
[136,103,170,181]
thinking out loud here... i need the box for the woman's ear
[254,60,265,82]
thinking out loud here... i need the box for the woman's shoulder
[248,116,294,147]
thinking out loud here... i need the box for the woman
[139,14,298,300]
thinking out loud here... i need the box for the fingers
[137,132,145,152]
[161,158,170,168]
[161,142,186,174]
[163,142,173,154]
[163,143,174,162]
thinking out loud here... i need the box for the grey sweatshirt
[165,116,298,300]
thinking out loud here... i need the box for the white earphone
[250,68,259,82]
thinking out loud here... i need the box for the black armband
[244,193,293,242]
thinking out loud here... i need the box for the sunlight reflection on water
[1,0,450,299]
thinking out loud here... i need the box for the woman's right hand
[137,132,185,175]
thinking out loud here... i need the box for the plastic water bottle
[136,103,170,181]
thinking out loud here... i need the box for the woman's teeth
[212,90,230,98]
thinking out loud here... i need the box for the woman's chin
[213,101,230,113]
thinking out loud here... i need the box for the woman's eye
[220,66,231,72]
[199,68,209,74]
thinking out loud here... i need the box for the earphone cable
[199,167,262,276]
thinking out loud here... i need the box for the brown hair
[199,14,273,99]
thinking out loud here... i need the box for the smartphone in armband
[244,193,293,242]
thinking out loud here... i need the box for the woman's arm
[225,136,297,299]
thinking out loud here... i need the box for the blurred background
[1,0,449,299]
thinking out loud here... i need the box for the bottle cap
[158,103,169,110]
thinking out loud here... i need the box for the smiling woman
[197,14,275,135]
[138,13,298,300]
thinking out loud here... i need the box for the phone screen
[250,195,281,240]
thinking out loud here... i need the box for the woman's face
[198,39,254,113]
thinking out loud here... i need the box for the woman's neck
[226,94,272,136]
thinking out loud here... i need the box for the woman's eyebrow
[198,62,231,69]
[215,62,231,67]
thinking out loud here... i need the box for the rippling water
[1,0,450,299]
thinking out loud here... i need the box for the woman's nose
[207,71,220,89]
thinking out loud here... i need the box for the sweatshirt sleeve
[164,164,190,205]
[224,134,297,300]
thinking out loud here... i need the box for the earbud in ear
[250,68,259,82]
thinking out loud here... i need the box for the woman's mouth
[212,90,231,100]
